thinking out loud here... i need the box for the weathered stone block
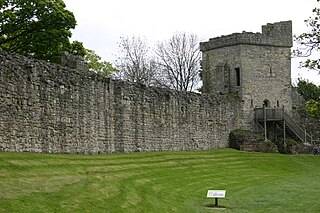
[0,49,242,154]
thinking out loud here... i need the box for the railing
[254,107,312,143]
[254,108,284,121]
[283,113,312,143]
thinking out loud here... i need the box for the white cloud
[64,0,320,84]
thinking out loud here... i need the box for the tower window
[235,67,241,86]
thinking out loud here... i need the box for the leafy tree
[115,36,157,86]
[155,32,201,91]
[296,79,320,119]
[0,0,79,63]
[297,79,320,102]
[294,0,320,72]
[294,0,320,119]
[84,49,117,77]
[307,100,320,119]
[69,40,87,57]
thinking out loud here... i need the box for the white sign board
[207,190,226,198]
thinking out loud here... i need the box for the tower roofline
[200,21,292,51]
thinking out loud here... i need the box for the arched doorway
[263,99,270,108]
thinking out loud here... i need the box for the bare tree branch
[114,36,158,86]
[155,32,201,91]
[294,5,320,72]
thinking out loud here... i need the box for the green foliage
[0,0,115,73]
[297,79,320,101]
[306,99,320,119]
[69,40,86,57]
[84,49,117,77]
[0,0,77,63]
[1,149,320,212]
[297,79,320,118]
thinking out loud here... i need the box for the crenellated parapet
[200,20,293,130]
[200,21,292,51]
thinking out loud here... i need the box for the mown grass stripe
[1,149,320,212]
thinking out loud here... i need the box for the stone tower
[200,21,293,129]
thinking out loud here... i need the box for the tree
[0,0,79,63]
[69,40,87,57]
[297,79,320,102]
[294,0,320,72]
[84,49,117,77]
[115,36,157,86]
[294,0,320,119]
[306,100,320,119]
[155,32,201,91]
[296,79,320,119]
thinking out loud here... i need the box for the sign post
[207,190,226,207]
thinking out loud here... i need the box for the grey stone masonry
[200,21,292,51]
[1,20,308,154]
[0,49,242,154]
[200,21,293,129]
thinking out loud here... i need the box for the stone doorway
[263,99,270,107]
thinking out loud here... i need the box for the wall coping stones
[200,21,293,51]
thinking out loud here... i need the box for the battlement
[200,21,292,51]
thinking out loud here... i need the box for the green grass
[1,148,320,213]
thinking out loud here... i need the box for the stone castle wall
[0,49,243,154]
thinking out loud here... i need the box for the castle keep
[0,21,313,154]
[200,21,293,129]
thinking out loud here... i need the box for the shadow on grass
[204,204,227,210]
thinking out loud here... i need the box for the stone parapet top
[200,21,292,51]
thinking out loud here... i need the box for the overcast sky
[64,0,320,85]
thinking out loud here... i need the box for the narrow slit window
[235,68,241,86]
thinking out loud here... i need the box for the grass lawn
[1,148,320,213]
